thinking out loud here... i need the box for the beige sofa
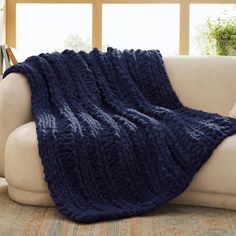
[1,56,236,209]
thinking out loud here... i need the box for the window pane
[190,4,236,55]
[16,4,92,60]
[103,4,179,55]
[0,0,6,44]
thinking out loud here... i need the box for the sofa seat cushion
[187,133,236,195]
[4,121,236,208]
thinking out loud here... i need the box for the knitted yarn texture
[4,48,236,223]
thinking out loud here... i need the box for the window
[0,0,6,45]
[103,4,180,55]
[16,3,92,60]
[6,0,236,57]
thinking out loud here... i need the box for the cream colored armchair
[1,56,236,209]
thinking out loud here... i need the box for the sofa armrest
[0,73,33,176]
[164,56,236,116]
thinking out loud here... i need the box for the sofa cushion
[188,133,236,194]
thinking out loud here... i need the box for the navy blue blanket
[4,48,236,223]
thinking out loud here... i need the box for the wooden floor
[1,178,236,236]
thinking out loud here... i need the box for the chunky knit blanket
[4,48,236,223]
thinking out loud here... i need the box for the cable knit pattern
[3,48,236,223]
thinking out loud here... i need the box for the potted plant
[203,17,236,56]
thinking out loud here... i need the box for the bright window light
[103,4,180,55]
[16,4,92,61]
